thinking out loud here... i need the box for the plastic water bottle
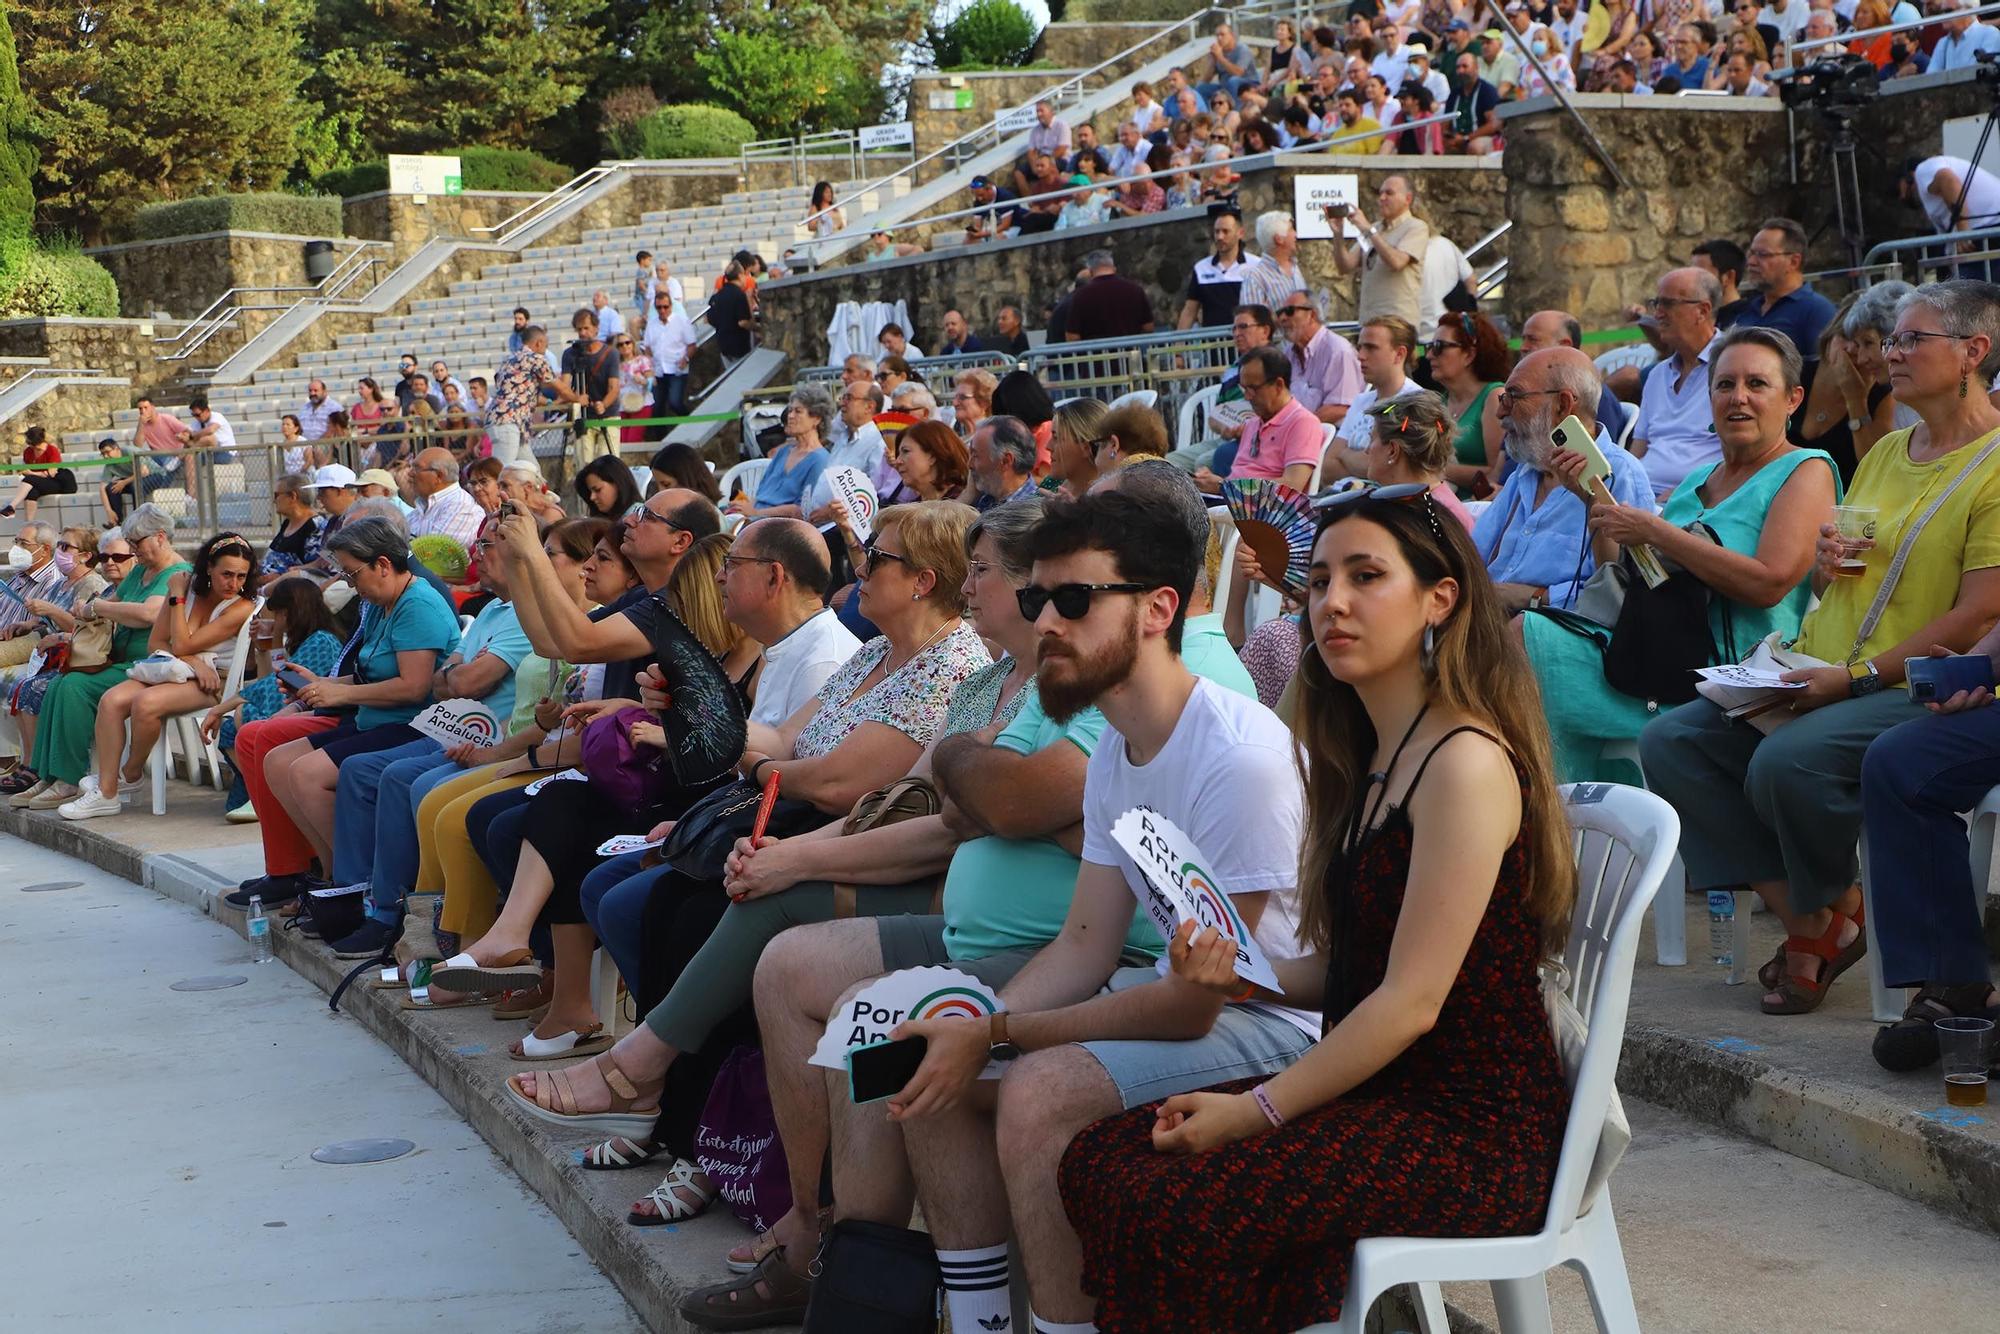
[1707,890,1735,967]
[248,895,273,963]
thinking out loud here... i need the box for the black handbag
[654,777,832,881]
[800,1219,942,1334]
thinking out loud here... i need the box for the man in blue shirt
[1472,347,1657,613]
[1738,217,1836,363]
[1931,1,2000,71]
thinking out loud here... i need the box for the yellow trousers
[415,764,540,940]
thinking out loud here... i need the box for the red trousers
[237,713,340,875]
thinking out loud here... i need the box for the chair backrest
[1177,383,1221,451]
[1616,399,1639,448]
[217,595,264,704]
[1543,783,1679,1232]
[1312,425,1334,493]
[1208,510,1237,626]
[1107,388,1157,413]
[719,458,770,508]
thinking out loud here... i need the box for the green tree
[692,30,879,138]
[304,0,604,161]
[634,0,926,125]
[0,1,36,277]
[12,0,314,241]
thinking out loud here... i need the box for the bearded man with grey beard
[1466,346,1658,615]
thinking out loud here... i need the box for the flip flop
[511,1023,616,1062]
[504,1055,661,1138]
[399,989,495,1012]
[429,947,542,994]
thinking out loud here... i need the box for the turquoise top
[1663,448,1838,652]
[354,575,462,729]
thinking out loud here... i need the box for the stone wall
[909,71,1087,178]
[1032,22,1178,77]
[757,156,1506,368]
[8,382,133,450]
[85,231,373,322]
[0,318,195,399]
[343,191,547,263]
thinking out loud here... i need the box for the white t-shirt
[1338,377,1426,455]
[1081,676,1318,1039]
[1416,233,1474,343]
[753,610,862,728]
[1916,156,2000,236]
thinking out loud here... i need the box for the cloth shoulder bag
[692,1046,794,1233]
[127,650,197,686]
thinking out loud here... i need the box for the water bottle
[248,894,273,963]
[1706,890,1735,967]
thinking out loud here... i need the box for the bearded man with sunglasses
[713,469,1295,1334]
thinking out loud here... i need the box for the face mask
[1531,40,1549,55]
[6,546,31,571]
[52,548,74,576]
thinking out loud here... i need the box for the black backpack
[1535,528,1736,707]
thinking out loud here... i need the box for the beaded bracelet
[1251,1082,1284,1129]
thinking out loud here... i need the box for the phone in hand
[276,665,311,694]
[1906,654,1996,702]
[1549,415,1611,496]
[1323,201,1353,219]
[846,1035,928,1105]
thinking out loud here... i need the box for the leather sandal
[504,1053,662,1137]
[1873,985,2000,1072]
[581,1135,663,1170]
[628,1158,717,1227]
[1761,909,1868,1015]
[678,1247,812,1331]
[1760,901,1864,991]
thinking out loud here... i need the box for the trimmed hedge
[608,104,757,161]
[2,248,120,318]
[132,192,343,241]
[314,146,574,199]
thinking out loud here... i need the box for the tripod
[1940,64,2000,279]
[1821,104,1867,273]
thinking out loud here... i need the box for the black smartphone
[276,664,311,694]
[1906,654,1996,703]
[1323,201,1352,219]
[846,1035,928,1104]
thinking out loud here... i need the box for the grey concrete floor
[0,836,645,1334]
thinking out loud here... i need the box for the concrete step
[1622,893,2000,1234]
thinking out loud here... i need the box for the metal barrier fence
[796,349,1018,399]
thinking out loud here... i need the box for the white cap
[303,463,357,491]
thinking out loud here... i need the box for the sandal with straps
[629,1158,717,1227]
[1759,901,1866,992]
[678,1247,812,1331]
[1761,908,1869,1015]
[581,1135,665,1170]
[726,1229,782,1274]
[504,1054,662,1137]
[1873,984,2000,1072]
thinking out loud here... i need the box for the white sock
[938,1244,1012,1332]
[1031,1316,1098,1334]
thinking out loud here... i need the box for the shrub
[1,248,120,318]
[930,0,1042,69]
[314,147,573,198]
[132,192,344,241]
[610,104,758,160]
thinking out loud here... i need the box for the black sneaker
[225,873,323,910]
[331,916,400,960]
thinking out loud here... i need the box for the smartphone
[1906,654,1996,703]
[846,1035,928,1105]
[1548,415,1611,495]
[1323,201,1353,218]
[276,664,311,694]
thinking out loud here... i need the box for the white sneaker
[58,786,124,821]
[224,801,259,824]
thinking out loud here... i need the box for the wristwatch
[1848,658,1884,697]
[988,1011,1021,1062]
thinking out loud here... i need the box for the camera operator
[1900,152,2000,280]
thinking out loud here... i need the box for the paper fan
[1221,478,1315,593]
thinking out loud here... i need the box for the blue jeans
[331,737,442,918]
[653,373,688,419]
[1861,708,2000,988]
[469,791,549,960]
[579,850,660,987]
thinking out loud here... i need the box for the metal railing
[154,243,395,364]
[1857,223,2000,283]
[742,131,916,185]
[1485,0,1631,192]
[796,349,1017,398]
[796,7,1228,239]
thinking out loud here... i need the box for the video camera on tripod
[1773,52,1880,112]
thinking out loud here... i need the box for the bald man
[408,446,487,549]
[1519,308,1628,437]
[1630,267,1724,498]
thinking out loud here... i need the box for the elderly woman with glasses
[1802,281,1919,482]
[261,472,327,588]
[731,385,836,523]
[9,505,193,811]
[1643,282,2000,1016]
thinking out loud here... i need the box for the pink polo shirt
[1230,397,1323,483]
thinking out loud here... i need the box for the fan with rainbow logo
[1220,478,1316,593]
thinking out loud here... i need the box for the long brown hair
[1292,497,1575,955]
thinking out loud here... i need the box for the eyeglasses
[633,507,682,529]
[97,552,134,566]
[1884,330,1970,354]
[1427,339,1467,354]
[1085,435,1115,455]
[55,541,76,552]
[1745,248,1798,261]
[720,553,781,574]
[859,541,912,575]
[1643,296,1707,311]
[1495,385,1564,407]
[1016,582,1151,621]
[1277,304,1312,317]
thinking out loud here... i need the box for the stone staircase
[5,182,908,543]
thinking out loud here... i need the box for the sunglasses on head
[1313,480,1446,540]
[1016,582,1150,621]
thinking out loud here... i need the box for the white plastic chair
[148,604,260,815]
[1208,510,1237,628]
[1308,783,1675,1334]
[1598,738,1701,970]
[1615,401,1639,449]
[1177,383,1221,451]
[1107,389,1157,413]
[719,458,771,533]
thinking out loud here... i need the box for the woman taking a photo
[1060,486,1575,1333]
[1643,282,2000,1015]
[1429,311,1510,495]
[1528,328,1837,782]
[62,532,257,820]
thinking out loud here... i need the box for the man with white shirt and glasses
[1632,268,1724,500]
[642,288,699,435]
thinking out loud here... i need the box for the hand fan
[1221,478,1315,593]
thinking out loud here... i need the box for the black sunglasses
[860,541,911,575]
[1313,481,1445,540]
[1016,582,1150,621]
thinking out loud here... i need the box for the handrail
[799,6,1227,235]
[1463,219,1511,264]
[1487,0,1631,192]
[1780,3,2000,67]
[1859,222,2000,279]
[811,113,1459,244]
[154,244,394,364]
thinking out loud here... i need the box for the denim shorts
[1078,965,1314,1108]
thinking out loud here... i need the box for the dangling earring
[1962,369,1971,400]
[1421,622,1437,673]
